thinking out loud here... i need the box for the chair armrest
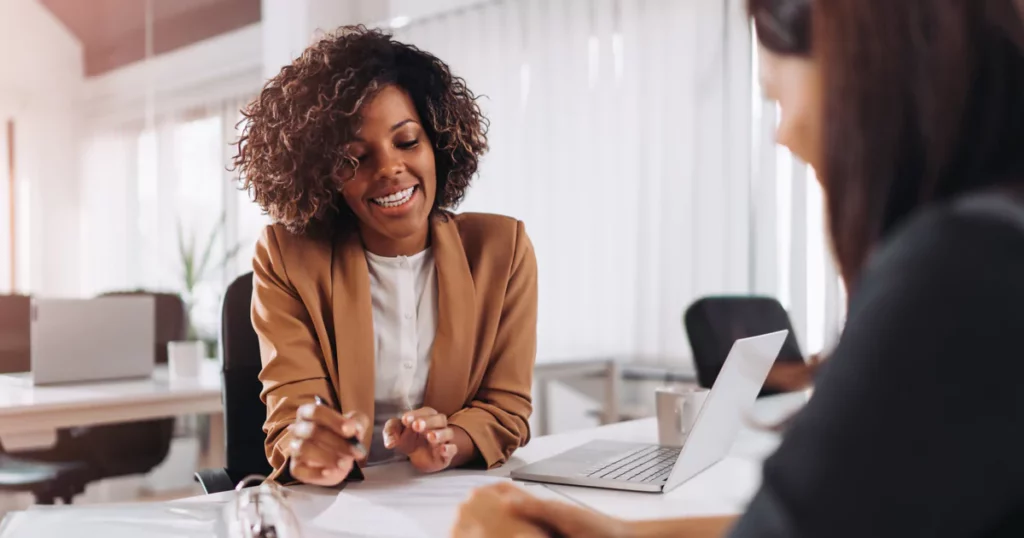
[194,468,234,494]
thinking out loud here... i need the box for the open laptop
[22,297,156,385]
[511,330,788,493]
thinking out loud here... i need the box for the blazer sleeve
[448,221,538,468]
[252,226,334,480]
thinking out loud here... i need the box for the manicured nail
[289,439,302,453]
[293,422,313,438]
[298,404,316,419]
[337,458,349,469]
[416,420,426,431]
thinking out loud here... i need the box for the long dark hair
[752,0,1024,287]
[749,0,1024,394]
[751,0,811,57]
[818,0,1024,287]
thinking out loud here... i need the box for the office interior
[0,0,841,520]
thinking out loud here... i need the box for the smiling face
[340,85,437,256]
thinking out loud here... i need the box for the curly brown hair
[234,25,489,235]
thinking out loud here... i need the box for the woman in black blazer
[454,0,1024,536]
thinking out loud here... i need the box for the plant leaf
[195,216,224,284]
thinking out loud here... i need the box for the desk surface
[193,392,807,535]
[0,394,804,536]
[0,362,222,448]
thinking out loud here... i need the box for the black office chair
[684,296,806,397]
[195,272,273,493]
[0,295,92,504]
[0,453,91,505]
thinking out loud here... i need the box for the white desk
[0,362,222,452]
[183,392,805,537]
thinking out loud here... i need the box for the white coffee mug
[168,340,204,379]
[655,386,710,447]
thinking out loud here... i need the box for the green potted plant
[177,213,242,357]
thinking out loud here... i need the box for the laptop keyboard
[581,445,681,483]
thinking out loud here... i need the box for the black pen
[314,395,367,457]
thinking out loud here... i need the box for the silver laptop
[511,330,788,493]
[27,297,156,385]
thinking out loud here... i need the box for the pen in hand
[314,395,368,457]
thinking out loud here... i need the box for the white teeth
[372,187,415,208]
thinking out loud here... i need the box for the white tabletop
[0,362,222,450]
[190,392,807,535]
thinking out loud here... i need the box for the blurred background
[0,0,841,511]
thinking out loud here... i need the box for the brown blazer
[252,212,537,478]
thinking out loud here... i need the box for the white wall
[0,0,84,297]
[388,0,490,22]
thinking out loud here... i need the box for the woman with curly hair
[236,26,537,486]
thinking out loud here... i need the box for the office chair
[684,296,806,397]
[195,272,274,493]
[0,295,94,504]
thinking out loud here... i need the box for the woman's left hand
[384,407,459,473]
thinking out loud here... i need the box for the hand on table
[454,483,629,538]
[452,483,550,538]
[384,406,459,473]
[287,402,369,486]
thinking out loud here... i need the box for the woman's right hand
[287,402,369,486]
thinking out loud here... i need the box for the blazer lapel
[423,216,476,417]
[331,230,376,449]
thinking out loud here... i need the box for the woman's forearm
[628,515,737,538]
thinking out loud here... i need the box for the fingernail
[289,439,301,453]
[293,422,313,438]
[416,420,426,431]
[428,432,436,442]
[298,404,316,419]
[342,424,353,436]
[322,469,333,477]
[337,458,349,469]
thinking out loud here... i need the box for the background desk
[0,362,223,467]
[534,355,697,436]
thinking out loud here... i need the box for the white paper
[0,502,232,538]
